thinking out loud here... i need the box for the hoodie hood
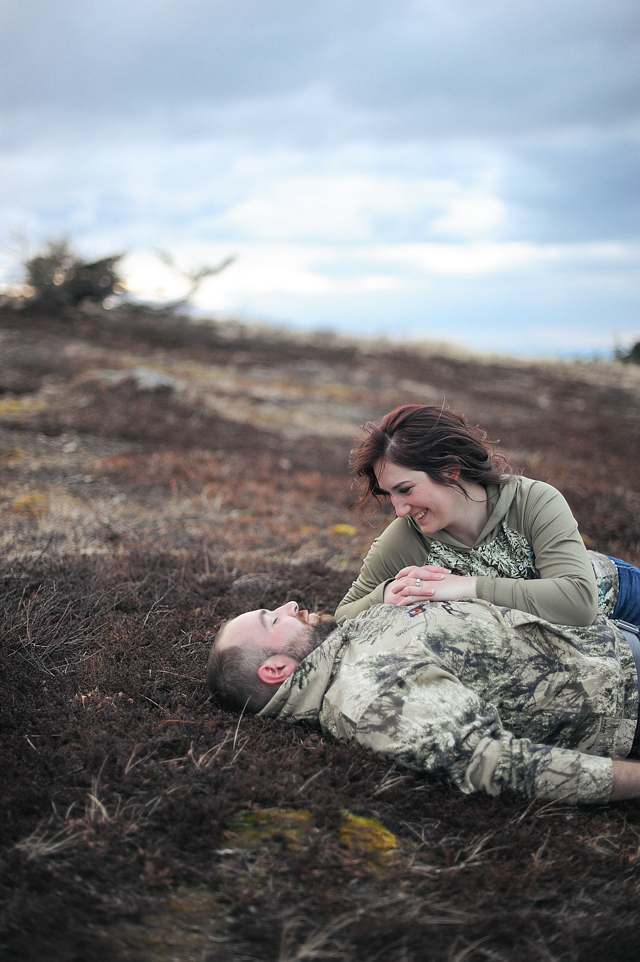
[258,624,352,724]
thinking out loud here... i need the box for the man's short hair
[206,631,279,713]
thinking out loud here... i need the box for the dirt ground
[1,304,640,962]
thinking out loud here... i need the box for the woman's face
[374,460,461,534]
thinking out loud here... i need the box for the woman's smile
[374,461,459,534]
[374,460,489,545]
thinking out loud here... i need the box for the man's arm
[610,759,640,800]
[321,656,616,805]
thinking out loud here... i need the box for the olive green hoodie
[336,477,618,626]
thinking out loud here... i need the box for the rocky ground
[1,304,640,962]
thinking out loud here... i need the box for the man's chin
[297,610,335,626]
[307,612,336,626]
[288,611,338,660]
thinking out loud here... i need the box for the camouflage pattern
[588,551,619,617]
[422,532,618,618]
[421,520,538,580]
[261,601,639,804]
[420,534,618,617]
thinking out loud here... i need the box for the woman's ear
[448,467,460,482]
[257,655,299,685]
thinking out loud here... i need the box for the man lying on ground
[206,598,640,805]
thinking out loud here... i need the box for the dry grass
[1,305,640,962]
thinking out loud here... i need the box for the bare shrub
[25,238,124,309]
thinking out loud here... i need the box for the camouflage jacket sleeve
[320,659,614,804]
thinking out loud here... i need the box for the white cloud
[123,244,401,307]
[217,172,460,241]
[365,241,534,275]
[432,195,506,237]
[119,238,639,310]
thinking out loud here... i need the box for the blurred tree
[154,249,235,311]
[615,342,640,365]
[25,238,124,309]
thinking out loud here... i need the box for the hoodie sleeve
[475,480,599,627]
[335,518,427,623]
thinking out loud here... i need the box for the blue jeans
[610,557,640,631]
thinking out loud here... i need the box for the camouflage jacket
[260,601,639,804]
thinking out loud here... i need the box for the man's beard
[281,614,338,662]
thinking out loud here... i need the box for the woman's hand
[384,565,477,606]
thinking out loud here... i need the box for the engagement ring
[416,578,421,587]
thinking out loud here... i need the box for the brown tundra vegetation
[1,303,640,962]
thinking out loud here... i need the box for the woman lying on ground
[335,403,640,629]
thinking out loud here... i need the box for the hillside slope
[1,306,639,962]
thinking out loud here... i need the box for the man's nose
[275,601,298,617]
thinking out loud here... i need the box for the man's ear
[257,654,299,685]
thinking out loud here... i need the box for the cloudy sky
[1,0,638,356]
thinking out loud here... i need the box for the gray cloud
[501,133,640,242]
[332,0,639,135]
[2,0,637,141]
